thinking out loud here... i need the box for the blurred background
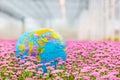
[0,0,120,41]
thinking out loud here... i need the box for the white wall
[0,14,78,40]
[77,0,119,40]
[0,13,22,39]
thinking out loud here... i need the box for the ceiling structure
[0,0,89,24]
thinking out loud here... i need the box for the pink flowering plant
[0,40,120,80]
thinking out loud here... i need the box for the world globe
[15,28,66,72]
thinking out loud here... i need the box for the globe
[15,28,66,72]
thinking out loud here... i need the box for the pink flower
[45,63,50,66]
[0,77,2,80]
[54,76,62,80]
[12,75,17,78]
[83,76,90,80]
[26,78,33,80]
[72,72,79,76]
[51,70,63,74]
[90,71,100,77]
[4,73,9,76]
[42,73,48,79]
[47,66,54,71]
[24,62,32,66]
[32,65,38,69]
[18,60,25,64]
[5,78,10,80]
[99,68,108,72]
[37,71,42,75]
[37,64,43,67]
[81,66,93,72]
[16,71,22,75]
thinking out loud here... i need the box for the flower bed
[0,40,120,80]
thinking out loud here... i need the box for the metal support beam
[21,18,25,34]
[0,6,23,20]
[41,0,53,19]
[7,0,38,19]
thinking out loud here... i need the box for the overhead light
[59,0,66,19]
[61,6,66,15]
[60,0,65,5]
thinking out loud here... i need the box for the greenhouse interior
[0,0,120,80]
